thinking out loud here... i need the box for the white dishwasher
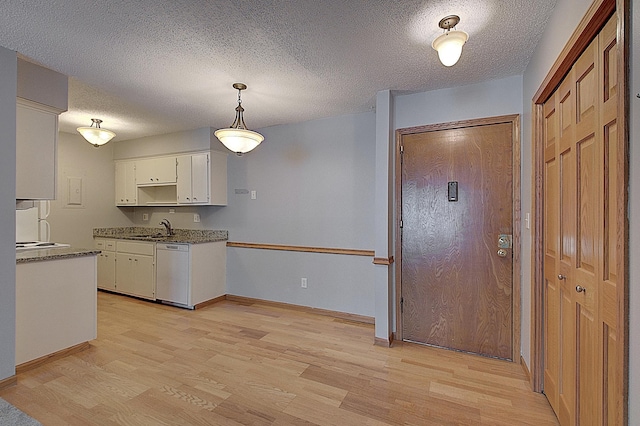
[156,243,190,307]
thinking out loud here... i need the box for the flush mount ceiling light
[432,15,469,67]
[214,83,264,156]
[77,118,116,147]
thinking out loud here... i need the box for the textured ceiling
[0,0,556,141]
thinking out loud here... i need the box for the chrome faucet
[160,218,174,236]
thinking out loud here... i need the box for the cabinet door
[137,157,176,185]
[191,153,209,203]
[16,101,58,199]
[115,161,137,205]
[115,253,135,294]
[97,252,116,291]
[176,155,193,203]
[132,255,155,299]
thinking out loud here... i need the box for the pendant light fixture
[214,83,264,156]
[432,15,469,67]
[77,118,116,147]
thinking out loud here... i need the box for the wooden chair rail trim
[225,294,375,325]
[373,256,394,265]
[0,374,17,391]
[15,341,90,375]
[226,242,374,257]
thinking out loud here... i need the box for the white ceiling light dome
[432,15,469,67]
[77,118,116,147]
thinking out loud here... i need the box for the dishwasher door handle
[157,243,188,251]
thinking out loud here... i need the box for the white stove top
[16,241,71,251]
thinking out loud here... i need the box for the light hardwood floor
[0,292,559,425]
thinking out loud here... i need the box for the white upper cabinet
[177,153,209,204]
[16,99,58,200]
[16,59,67,201]
[136,157,176,185]
[115,151,226,206]
[191,153,209,203]
[115,161,137,205]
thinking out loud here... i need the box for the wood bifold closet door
[542,14,621,426]
[400,122,513,360]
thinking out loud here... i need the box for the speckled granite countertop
[93,227,228,244]
[17,247,100,264]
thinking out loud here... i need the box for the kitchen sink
[128,233,171,240]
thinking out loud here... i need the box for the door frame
[530,0,629,414]
[394,114,521,362]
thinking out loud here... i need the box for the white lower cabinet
[95,239,116,291]
[111,240,156,300]
[115,253,155,299]
[95,238,225,307]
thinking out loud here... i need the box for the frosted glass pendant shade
[432,30,468,67]
[77,118,116,147]
[215,83,264,155]
[214,128,264,155]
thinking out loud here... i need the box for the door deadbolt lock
[498,234,512,249]
[497,248,508,258]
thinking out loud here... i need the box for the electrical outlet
[169,208,175,214]
[194,213,200,223]
[142,213,149,221]
[301,278,307,288]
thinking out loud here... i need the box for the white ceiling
[0,0,556,141]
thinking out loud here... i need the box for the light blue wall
[0,46,17,381]
[394,75,524,129]
[373,90,394,340]
[210,112,377,316]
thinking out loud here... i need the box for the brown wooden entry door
[400,121,513,360]
[541,14,622,426]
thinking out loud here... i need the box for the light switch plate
[251,190,257,200]
[142,213,149,221]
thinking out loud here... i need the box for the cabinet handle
[558,274,566,280]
